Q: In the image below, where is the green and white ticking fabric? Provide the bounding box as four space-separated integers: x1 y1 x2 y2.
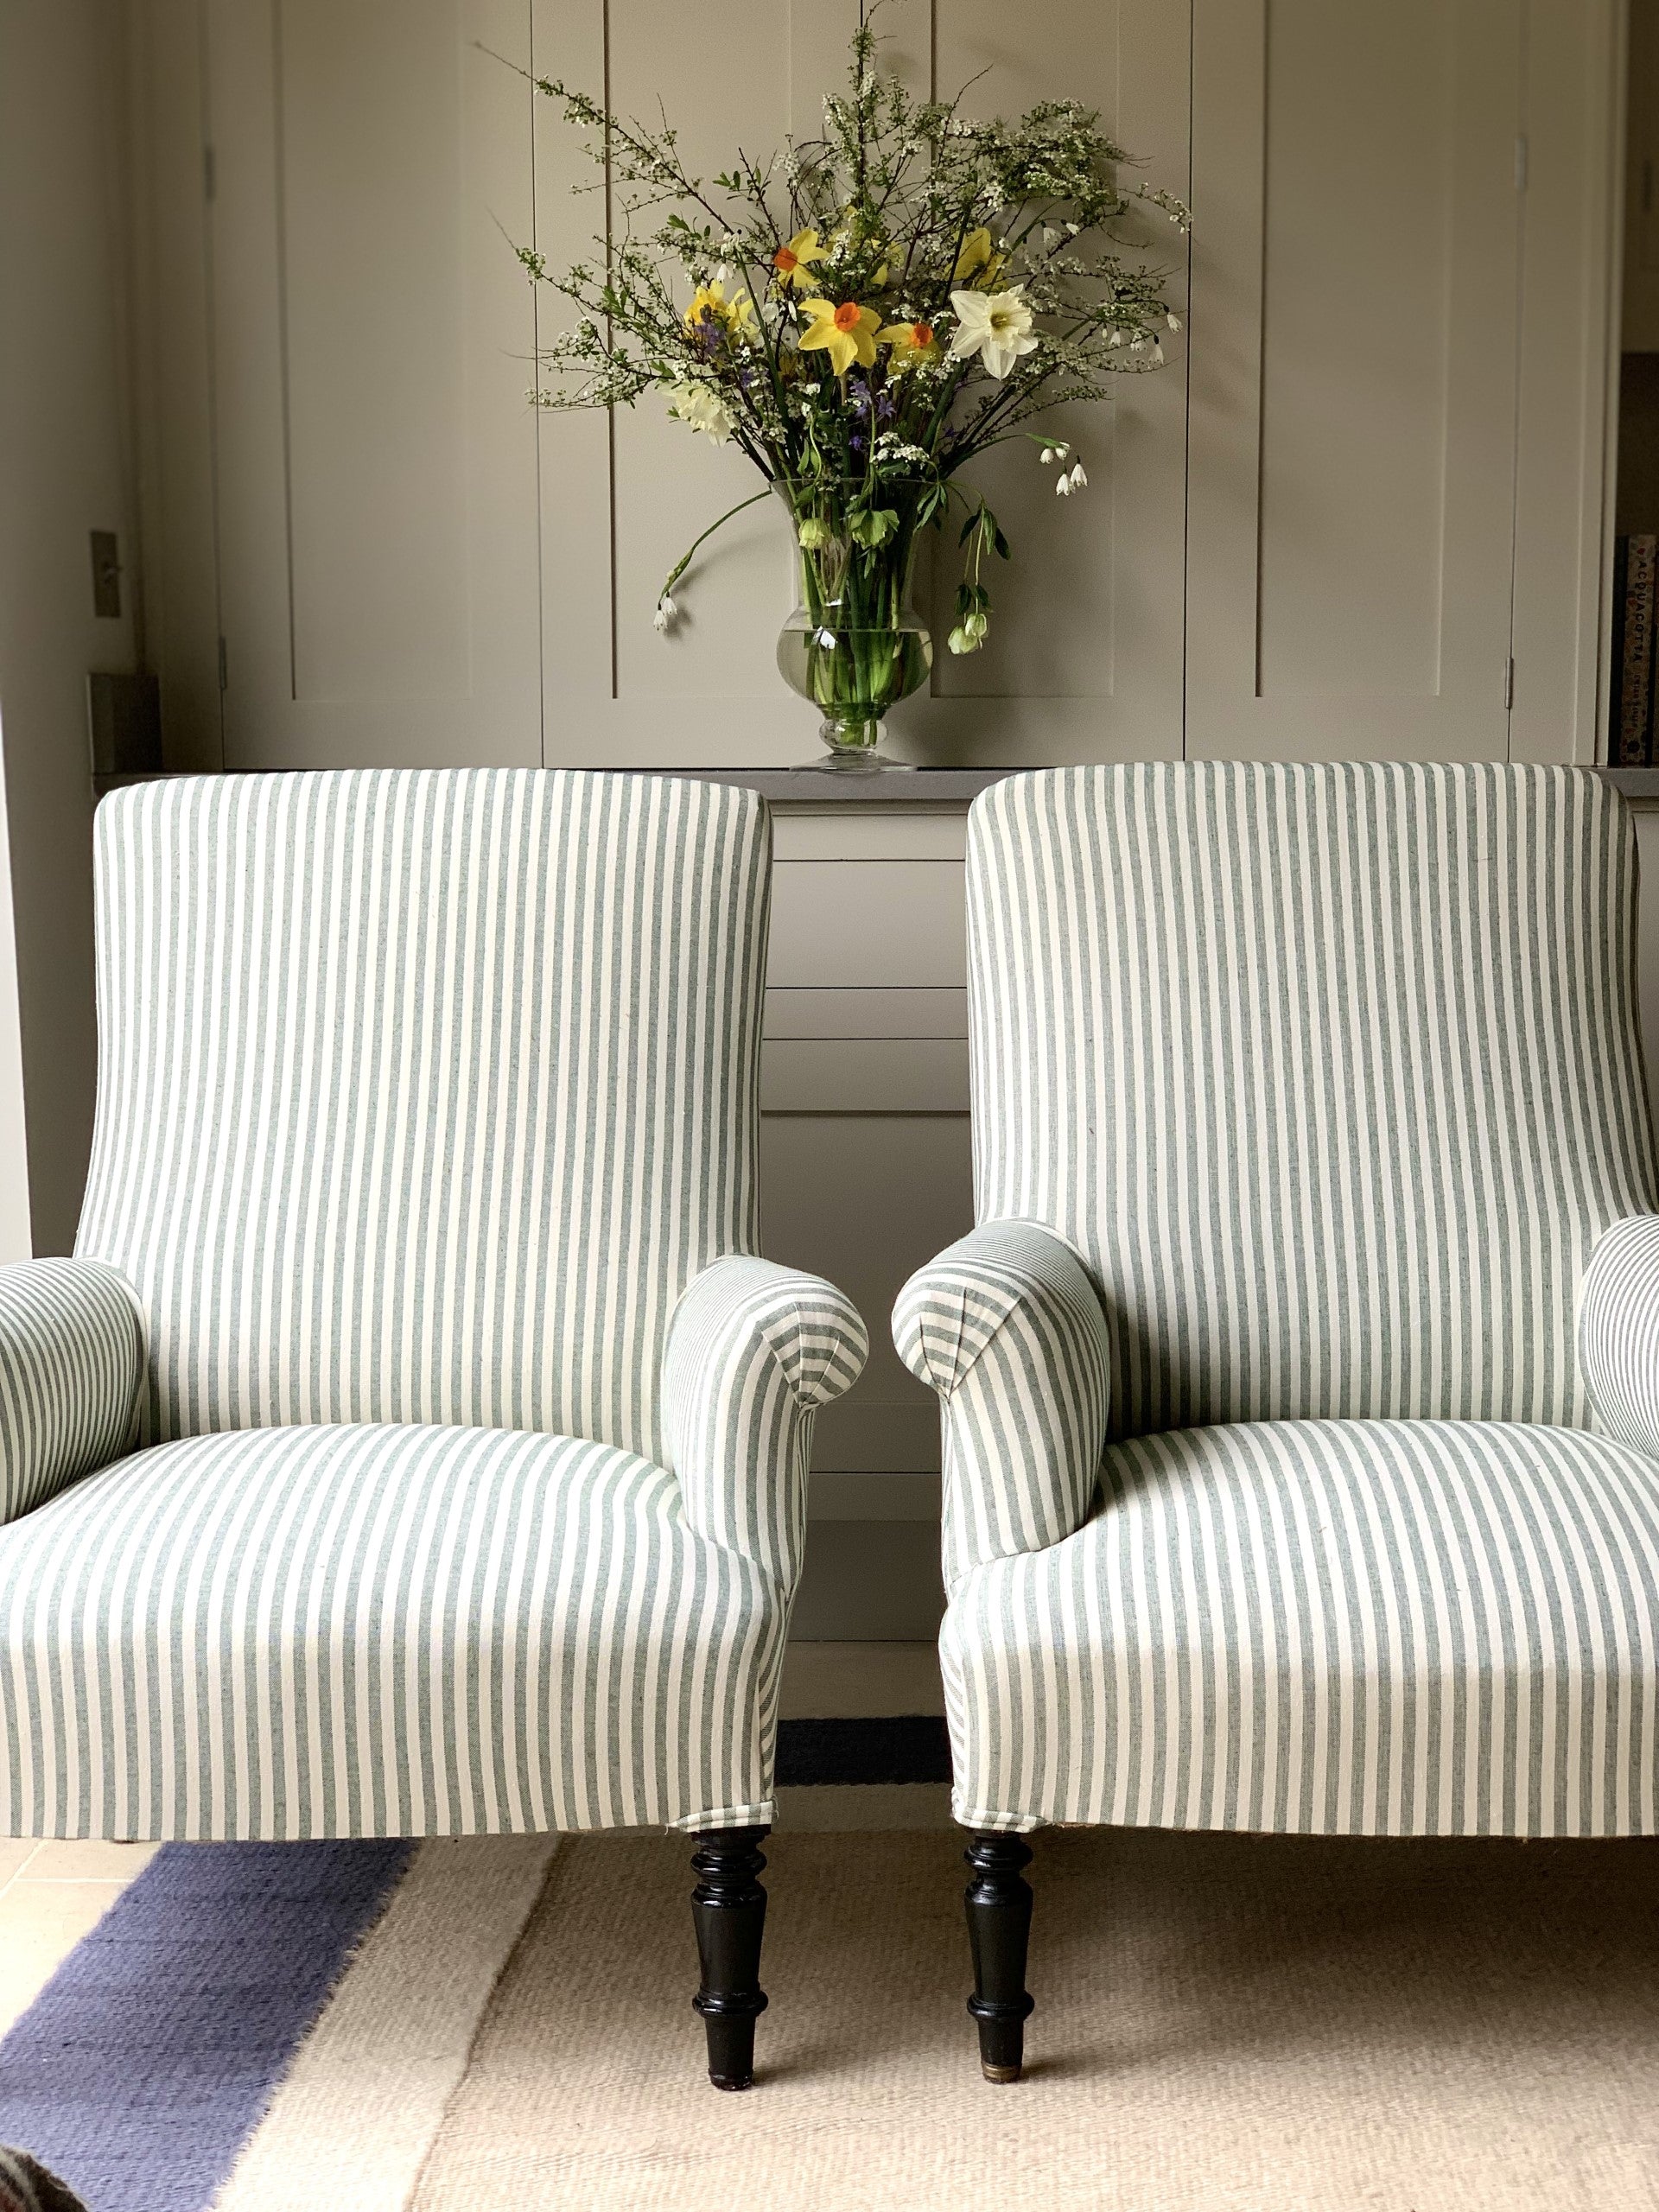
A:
968 762 1655 1438
0 1262 143 1522
0 1422 784 1838
78 770 778 1464
910 762 1659 1838
1579 1212 1659 1461
0 769 865 1839
942 1417 1659 1836
893 1221 1109 1589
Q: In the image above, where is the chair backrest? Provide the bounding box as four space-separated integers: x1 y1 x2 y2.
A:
76 770 769 1458
967 762 1657 1439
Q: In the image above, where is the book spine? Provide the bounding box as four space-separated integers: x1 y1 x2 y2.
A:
1620 535 1658 765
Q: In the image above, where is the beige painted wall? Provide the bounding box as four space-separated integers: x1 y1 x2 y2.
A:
0 0 140 1254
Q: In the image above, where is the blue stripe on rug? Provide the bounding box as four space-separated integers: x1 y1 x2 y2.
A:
0 1840 412 2212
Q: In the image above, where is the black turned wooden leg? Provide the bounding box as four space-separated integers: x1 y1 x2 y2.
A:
964 1832 1035 2083
690 1826 770 2089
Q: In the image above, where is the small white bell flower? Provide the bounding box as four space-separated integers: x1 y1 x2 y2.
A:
1067 461 1087 492
654 595 678 633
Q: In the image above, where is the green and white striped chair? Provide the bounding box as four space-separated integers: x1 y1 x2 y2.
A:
0 769 866 2089
896 762 1659 2082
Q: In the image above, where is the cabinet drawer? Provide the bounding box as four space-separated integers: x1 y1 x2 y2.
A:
768 861 966 988
761 1038 969 1113
763 988 969 1040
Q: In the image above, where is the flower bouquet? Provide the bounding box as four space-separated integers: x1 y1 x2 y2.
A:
519 3 1189 766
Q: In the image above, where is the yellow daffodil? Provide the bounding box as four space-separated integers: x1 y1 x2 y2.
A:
876 318 939 371
683 279 754 336
772 229 827 289
798 297 881 376
953 226 1007 288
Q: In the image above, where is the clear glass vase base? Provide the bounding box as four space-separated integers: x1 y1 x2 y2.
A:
800 750 917 772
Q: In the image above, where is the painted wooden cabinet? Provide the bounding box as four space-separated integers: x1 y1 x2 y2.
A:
133 0 1618 777
755 798 972 1637
1626 0 1659 354
1186 0 1527 760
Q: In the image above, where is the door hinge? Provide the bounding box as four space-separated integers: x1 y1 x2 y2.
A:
1514 134 1529 192
1503 656 1515 710
217 636 228 693
203 145 216 201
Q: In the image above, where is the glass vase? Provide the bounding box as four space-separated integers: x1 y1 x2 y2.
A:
774 481 932 770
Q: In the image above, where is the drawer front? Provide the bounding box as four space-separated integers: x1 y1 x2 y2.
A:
771 812 969 862
761 1039 969 1114
763 987 969 1040
768 861 966 988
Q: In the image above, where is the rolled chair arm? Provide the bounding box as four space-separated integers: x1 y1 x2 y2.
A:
1580 1214 1659 1458
893 1220 1110 1585
0 1259 144 1523
662 1255 868 1588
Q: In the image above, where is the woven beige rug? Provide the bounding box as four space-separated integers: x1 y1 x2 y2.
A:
410 1826 1659 2211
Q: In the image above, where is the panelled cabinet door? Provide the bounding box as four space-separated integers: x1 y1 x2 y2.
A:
533 0 1191 768
1185 0 1524 761
1625 0 1659 353
207 0 543 768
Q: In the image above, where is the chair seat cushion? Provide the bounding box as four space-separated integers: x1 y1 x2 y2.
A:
0 1424 780 1840
943 1417 1659 1839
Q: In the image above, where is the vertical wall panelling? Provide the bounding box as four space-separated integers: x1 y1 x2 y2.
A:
1 0 140 1251
124 0 222 772
923 0 1191 760
1624 0 1659 354
1185 0 1527 760
0 745 32 1261
131 0 1623 772
532 0 1191 766
205 0 543 767
1510 0 1622 764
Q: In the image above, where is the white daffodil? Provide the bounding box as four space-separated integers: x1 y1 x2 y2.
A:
947 286 1039 380
665 381 735 443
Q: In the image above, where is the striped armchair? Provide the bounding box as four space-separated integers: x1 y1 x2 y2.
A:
896 762 1659 2082
0 770 865 2090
